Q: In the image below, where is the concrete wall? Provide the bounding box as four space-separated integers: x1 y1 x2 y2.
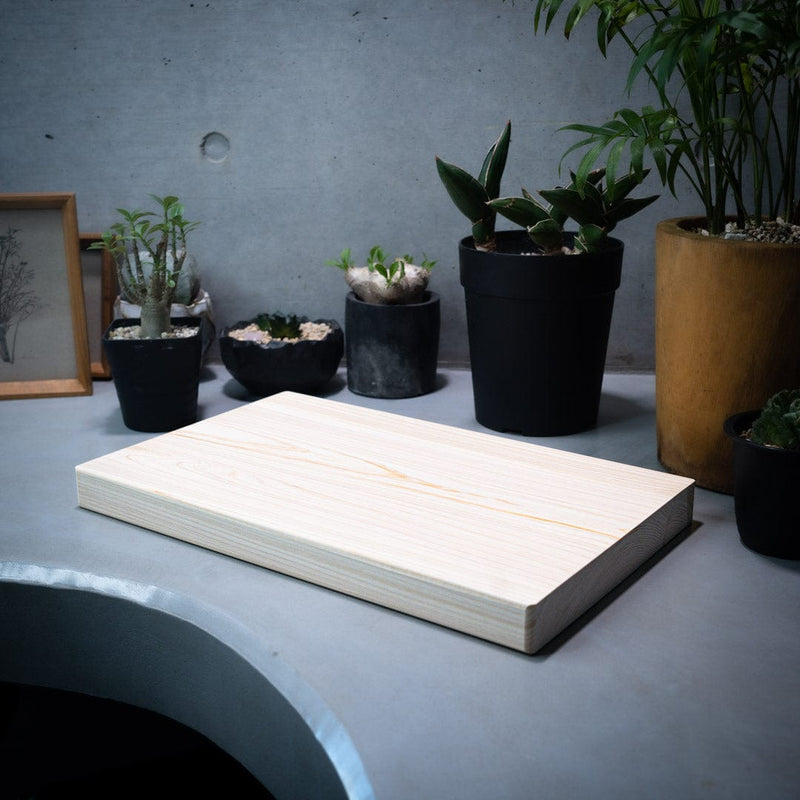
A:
1 0 689 368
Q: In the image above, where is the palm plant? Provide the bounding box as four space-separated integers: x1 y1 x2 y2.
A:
532 0 800 234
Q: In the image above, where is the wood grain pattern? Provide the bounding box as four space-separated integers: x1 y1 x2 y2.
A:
75 392 694 653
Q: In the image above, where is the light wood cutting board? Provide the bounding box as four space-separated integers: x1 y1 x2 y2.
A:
75 392 694 653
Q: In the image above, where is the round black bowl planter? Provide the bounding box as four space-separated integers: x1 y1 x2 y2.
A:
345 291 440 399
724 410 800 560
220 319 344 397
459 230 623 436
103 317 204 433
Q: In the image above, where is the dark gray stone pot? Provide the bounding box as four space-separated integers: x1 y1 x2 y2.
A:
220 318 343 397
345 291 440 399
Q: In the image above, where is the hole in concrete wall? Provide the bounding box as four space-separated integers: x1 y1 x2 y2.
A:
201 132 230 163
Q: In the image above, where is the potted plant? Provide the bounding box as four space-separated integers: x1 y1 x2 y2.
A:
113 248 215 360
436 120 657 435
531 0 800 490
724 389 800 559
220 312 344 397
91 194 205 432
327 246 440 398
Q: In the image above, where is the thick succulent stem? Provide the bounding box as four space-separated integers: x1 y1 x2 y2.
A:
140 294 171 339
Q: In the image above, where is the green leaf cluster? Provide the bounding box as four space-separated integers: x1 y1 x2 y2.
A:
327 246 436 288
530 0 800 234
751 389 800 450
490 167 658 253
254 312 303 339
435 120 511 251
90 194 200 338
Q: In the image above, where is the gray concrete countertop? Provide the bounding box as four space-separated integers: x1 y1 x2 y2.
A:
2 368 799 799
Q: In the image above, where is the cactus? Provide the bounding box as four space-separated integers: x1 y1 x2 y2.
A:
91 195 200 339
489 167 658 254
435 120 511 252
254 312 303 340
750 389 800 450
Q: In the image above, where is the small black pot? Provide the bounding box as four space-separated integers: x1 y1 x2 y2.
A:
345 291 440 398
103 318 204 433
220 318 344 397
460 230 623 436
724 410 800 559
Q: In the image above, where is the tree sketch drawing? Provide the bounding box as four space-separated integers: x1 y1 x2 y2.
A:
0 226 40 363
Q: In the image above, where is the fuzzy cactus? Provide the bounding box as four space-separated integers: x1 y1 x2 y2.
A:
92 194 200 339
750 389 800 450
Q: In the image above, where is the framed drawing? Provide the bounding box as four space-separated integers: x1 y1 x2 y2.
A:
80 232 117 379
0 193 92 399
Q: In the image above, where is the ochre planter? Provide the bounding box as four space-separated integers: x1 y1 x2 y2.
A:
655 218 800 492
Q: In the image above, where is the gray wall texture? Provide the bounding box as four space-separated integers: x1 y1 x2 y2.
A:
1 0 689 369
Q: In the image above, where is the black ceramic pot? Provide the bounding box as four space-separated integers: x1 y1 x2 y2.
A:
220 318 344 397
460 230 623 436
103 317 204 433
724 410 800 559
345 291 440 398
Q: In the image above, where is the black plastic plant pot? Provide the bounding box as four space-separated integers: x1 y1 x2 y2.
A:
724 410 800 560
345 291 440 399
103 317 204 433
219 318 344 397
460 230 623 436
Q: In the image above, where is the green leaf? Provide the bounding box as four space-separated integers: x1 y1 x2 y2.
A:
436 157 491 221
527 218 564 252
489 195 552 229
478 120 511 198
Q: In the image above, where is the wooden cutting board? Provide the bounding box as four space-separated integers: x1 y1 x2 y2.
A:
75 392 694 653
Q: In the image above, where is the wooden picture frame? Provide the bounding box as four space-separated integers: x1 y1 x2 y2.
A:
79 232 117 379
0 193 92 399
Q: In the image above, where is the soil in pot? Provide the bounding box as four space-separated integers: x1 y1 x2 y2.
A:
724 410 800 559
345 291 440 399
220 318 343 397
103 318 204 433
460 230 623 436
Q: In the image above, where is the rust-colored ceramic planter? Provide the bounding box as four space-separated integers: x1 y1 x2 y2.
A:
655 217 800 492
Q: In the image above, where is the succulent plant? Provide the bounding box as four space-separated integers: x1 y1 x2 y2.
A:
91 194 200 339
750 389 800 450
327 246 436 305
254 312 303 339
489 167 659 254
435 120 511 252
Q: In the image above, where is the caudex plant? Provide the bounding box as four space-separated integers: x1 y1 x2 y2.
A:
92 194 200 339
327 246 436 304
436 119 658 253
749 389 800 451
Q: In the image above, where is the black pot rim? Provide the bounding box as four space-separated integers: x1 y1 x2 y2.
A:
345 290 440 308
103 316 203 341
724 410 800 458
459 231 622 299
221 318 342 349
459 229 624 257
